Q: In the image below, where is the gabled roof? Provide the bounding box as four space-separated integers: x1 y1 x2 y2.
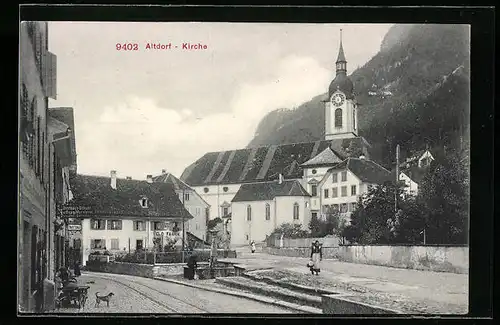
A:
232 179 310 203
152 172 210 207
301 147 343 167
67 174 193 220
181 137 371 186
328 158 392 185
152 172 192 191
398 166 428 184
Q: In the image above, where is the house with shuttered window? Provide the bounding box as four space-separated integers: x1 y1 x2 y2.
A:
66 171 193 265
317 156 392 223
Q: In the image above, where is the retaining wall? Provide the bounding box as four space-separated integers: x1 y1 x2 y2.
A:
84 262 188 278
337 245 469 274
262 245 468 274
263 246 340 259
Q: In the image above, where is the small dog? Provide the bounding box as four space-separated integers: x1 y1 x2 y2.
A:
95 292 114 307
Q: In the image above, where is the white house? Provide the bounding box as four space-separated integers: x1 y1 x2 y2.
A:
318 156 392 223
397 149 436 196
300 147 343 221
66 171 193 265
152 170 210 241
229 178 311 245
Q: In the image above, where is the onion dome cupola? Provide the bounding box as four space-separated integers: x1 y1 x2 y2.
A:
328 29 354 99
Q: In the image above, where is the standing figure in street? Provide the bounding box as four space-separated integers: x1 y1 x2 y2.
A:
310 240 323 275
250 240 256 253
73 261 81 277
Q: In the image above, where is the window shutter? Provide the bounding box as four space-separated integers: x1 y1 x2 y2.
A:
44 51 57 99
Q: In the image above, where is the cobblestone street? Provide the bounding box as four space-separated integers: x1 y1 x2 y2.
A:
54 272 293 313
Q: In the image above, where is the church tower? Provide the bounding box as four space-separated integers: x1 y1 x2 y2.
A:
325 29 358 140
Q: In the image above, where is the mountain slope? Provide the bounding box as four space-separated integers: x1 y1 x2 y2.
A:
247 24 470 167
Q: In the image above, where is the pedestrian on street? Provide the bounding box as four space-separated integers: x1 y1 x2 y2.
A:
310 240 322 275
250 240 256 253
74 261 81 277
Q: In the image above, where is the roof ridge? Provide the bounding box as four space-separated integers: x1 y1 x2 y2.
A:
365 159 392 173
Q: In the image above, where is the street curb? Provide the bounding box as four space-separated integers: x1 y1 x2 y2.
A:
215 277 323 309
243 272 339 297
153 276 322 314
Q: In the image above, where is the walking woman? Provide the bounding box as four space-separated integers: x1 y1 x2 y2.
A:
250 240 256 253
310 240 323 275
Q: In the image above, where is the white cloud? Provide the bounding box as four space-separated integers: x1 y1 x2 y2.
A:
76 55 331 179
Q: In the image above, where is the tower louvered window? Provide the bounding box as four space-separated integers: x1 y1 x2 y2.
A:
335 108 343 128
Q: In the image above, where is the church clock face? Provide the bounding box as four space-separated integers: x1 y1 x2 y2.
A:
332 93 345 107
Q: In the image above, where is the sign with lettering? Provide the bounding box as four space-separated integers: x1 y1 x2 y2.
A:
68 224 81 231
57 205 94 218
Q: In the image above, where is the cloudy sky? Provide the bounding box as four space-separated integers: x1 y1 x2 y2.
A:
48 22 393 180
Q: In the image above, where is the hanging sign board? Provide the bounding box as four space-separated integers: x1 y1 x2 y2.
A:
57 205 94 218
68 224 82 231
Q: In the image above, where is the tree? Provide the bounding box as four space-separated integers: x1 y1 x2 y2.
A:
417 152 469 244
308 214 322 236
270 223 309 239
343 183 402 244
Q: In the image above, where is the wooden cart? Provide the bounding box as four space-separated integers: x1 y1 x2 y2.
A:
55 285 90 310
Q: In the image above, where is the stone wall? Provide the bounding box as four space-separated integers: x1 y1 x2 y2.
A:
262 245 468 274
262 246 340 259
85 262 190 278
337 245 469 274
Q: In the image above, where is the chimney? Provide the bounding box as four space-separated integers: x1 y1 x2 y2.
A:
278 173 284 185
146 174 153 183
161 169 167 174
359 155 366 159
110 170 117 189
126 176 132 180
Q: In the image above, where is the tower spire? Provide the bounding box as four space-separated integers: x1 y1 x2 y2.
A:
336 29 346 63
336 29 347 74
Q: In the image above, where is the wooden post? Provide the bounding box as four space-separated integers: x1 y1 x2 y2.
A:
182 189 185 263
395 144 400 213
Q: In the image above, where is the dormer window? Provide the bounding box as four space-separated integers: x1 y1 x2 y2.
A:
140 197 148 208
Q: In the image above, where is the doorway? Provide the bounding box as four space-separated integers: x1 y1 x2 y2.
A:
136 239 143 250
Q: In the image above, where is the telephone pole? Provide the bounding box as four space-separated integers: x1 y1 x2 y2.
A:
182 189 185 263
395 144 400 213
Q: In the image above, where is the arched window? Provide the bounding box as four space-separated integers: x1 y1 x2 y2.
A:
293 203 300 220
247 205 252 221
265 203 270 220
335 108 343 128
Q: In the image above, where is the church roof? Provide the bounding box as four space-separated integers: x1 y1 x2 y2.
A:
67 174 193 220
328 158 392 185
329 74 354 99
180 137 371 186
301 147 343 167
232 180 310 203
336 39 346 63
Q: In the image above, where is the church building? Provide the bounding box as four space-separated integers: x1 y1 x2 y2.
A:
178 30 385 245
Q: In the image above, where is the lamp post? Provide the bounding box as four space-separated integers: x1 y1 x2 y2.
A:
182 189 185 263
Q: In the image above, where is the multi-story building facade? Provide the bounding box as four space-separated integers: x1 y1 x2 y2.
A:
152 170 210 241
19 21 60 313
65 172 193 265
318 157 392 223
